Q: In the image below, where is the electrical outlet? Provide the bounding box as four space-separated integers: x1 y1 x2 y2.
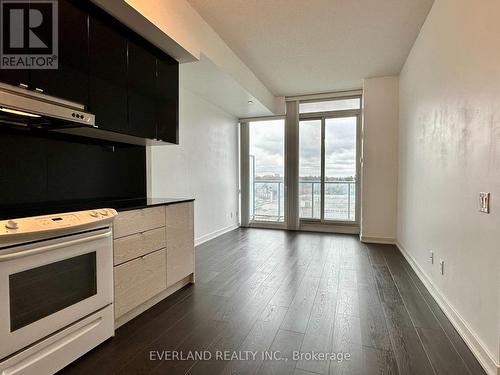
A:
439 259 444 275
429 251 434 264
479 192 490 213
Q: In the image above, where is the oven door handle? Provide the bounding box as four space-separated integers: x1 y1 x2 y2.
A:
0 230 112 262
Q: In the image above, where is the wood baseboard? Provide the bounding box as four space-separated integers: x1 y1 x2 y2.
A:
299 223 360 234
114 274 193 329
396 242 499 375
360 235 396 244
195 223 239 246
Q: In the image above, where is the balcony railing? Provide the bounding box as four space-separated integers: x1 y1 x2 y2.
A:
250 180 356 222
251 180 285 222
299 181 356 221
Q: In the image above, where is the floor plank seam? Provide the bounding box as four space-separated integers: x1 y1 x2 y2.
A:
364 244 401 374
397 257 482 375
381 250 438 375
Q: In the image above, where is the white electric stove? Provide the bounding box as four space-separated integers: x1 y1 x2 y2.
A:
0 209 118 375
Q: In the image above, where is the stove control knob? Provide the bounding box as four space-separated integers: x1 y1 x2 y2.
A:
89 210 99 218
99 209 109 216
5 220 18 230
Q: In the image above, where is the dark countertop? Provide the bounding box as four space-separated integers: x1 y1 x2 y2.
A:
112 197 195 212
0 197 195 220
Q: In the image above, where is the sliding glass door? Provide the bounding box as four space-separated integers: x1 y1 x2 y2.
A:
241 95 361 231
248 119 285 223
324 117 357 221
299 113 360 224
298 119 321 219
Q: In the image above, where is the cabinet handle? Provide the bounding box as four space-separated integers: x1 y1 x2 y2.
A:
18 83 28 89
35 87 44 93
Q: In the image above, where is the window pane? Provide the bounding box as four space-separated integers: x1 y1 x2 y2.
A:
324 117 357 221
299 98 360 114
249 119 285 222
299 120 321 219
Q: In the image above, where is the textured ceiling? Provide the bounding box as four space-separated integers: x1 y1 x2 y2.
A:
186 0 434 96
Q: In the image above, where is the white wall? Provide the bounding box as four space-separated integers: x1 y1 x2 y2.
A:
361 76 399 242
149 87 240 245
398 0 500 373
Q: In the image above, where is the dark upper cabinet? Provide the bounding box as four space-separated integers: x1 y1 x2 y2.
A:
29 0 89 105
127 40 157 139
156 55 179 144
0 0 29 88
0 2 179 144
0 70 29 89
88 12 128 133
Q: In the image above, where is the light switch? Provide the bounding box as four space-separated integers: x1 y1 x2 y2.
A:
479 192 490 213
439 260 444 275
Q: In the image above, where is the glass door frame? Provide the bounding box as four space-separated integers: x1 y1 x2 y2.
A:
240 116 287 229
299 108 362 227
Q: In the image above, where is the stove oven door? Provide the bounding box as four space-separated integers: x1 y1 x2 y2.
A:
0 227 113 360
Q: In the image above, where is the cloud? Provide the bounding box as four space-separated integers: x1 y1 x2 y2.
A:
250 120 284 176
250 117 357 179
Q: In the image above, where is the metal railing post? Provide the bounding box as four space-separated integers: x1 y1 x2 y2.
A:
311 182 314 218
277 182 281 221
347 182 351 220
253 181 256 219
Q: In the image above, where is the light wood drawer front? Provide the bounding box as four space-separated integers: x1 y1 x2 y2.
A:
113 227 166 266
114 249 167 319
114 206 165 239
166 202 194 287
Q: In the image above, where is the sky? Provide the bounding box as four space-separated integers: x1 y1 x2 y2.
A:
249 118 357 179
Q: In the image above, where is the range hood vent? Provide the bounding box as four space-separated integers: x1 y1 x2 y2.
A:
0 82 165 146
0 82 95 130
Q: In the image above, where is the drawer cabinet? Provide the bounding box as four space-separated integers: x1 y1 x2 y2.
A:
113 206 165 239
114 248 167 319
112 202 194 326
113 227 166 266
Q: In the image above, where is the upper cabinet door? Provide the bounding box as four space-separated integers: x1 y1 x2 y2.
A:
88 13 128 133
29 0 89 105
0 0 30 88
156 56 179 144
127 40 157 139
0 70 29 89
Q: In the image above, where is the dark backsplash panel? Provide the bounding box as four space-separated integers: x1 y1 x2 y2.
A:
0 128 146 219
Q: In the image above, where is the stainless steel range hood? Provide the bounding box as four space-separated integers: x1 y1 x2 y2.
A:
0 82 164 146
0 82 95 130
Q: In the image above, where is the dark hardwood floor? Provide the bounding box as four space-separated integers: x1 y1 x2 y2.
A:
61 228 485 375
